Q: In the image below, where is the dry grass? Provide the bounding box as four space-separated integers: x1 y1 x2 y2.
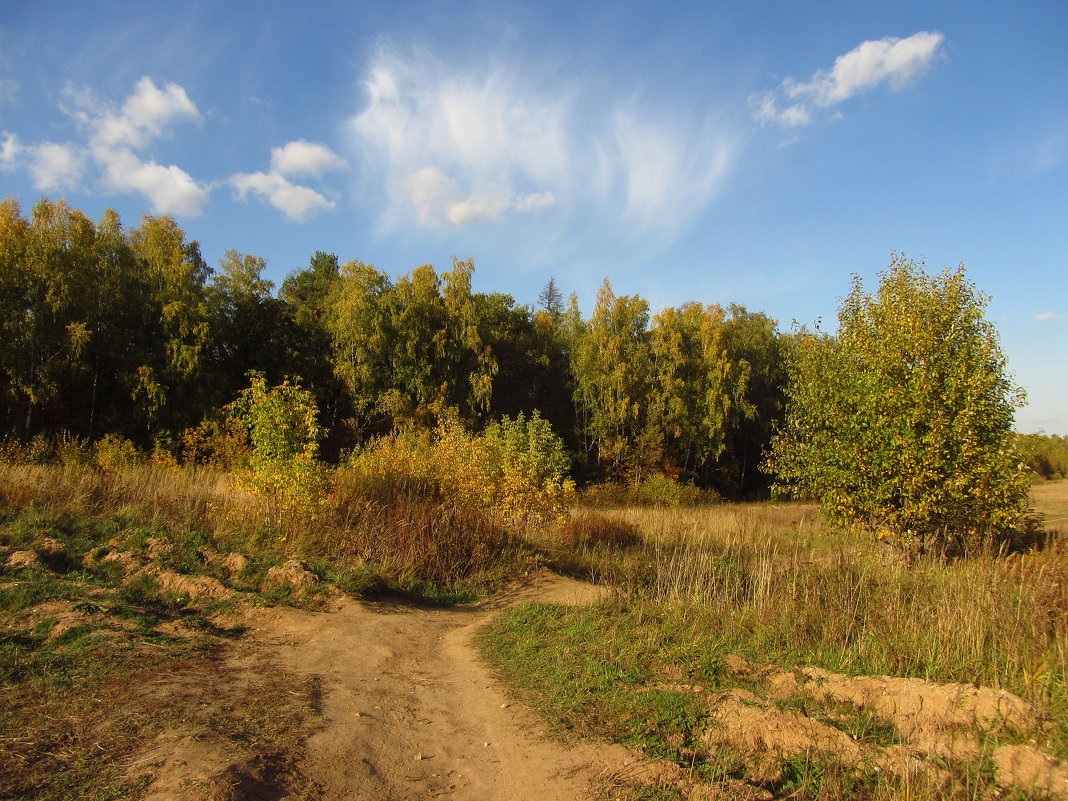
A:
0 460 533 601
582 499 1068 726
485 485 1068 799
0 462 232 532
1033 478 1068 531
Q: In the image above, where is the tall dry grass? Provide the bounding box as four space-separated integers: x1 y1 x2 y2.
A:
0 461 231 532
0 459 530 595
547 495 1068 751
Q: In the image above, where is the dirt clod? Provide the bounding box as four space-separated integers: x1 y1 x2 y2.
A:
994 745 1068 799
35 536 66 556
264 559 320 595
5 550 41 570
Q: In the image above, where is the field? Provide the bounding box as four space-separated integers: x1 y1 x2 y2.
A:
2 461 1066 800
483 484 1068 799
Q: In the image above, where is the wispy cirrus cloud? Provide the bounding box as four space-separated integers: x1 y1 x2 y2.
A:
1035 311 1064 322
752 31 945 128
347 46 736 239
230 140 346 222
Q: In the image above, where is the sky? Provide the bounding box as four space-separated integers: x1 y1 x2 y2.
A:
1 0 1065 433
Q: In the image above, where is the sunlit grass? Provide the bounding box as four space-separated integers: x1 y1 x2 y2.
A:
485 485 1068 798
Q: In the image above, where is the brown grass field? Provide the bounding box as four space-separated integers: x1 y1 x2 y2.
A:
3 462 1067 800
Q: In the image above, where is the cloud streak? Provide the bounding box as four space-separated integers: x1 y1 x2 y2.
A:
347 46 736 238
752 32 945 127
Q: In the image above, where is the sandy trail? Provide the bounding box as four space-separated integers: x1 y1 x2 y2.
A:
244 571 632 800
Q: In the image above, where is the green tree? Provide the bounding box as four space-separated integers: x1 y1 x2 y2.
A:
0 199 96 434
329 258 498 435
572 279 653 480
767 257 1030 555
279 251 350 454
720 305 786 496
128 214 212 434
206 250 290 406
328 260 395 435
441 257 496 420
649 302 739 480
280 251 341 331
83 208 144 436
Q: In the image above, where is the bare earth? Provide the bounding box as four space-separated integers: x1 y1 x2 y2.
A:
116 560 1068 800
140 570 654 801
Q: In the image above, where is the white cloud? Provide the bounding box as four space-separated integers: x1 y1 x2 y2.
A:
66 76 201 151
270 140 347 177
230 170 335 222
397 165 556 227
1035 312 1064 322
1 132 22 170
347 47 733 236
97 148 207 215
27 141 85 191
229 140 344 222
54 76 211 215
1 134 87 191
753 31 945 127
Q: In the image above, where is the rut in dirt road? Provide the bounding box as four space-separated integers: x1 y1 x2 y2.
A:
246 571 642 801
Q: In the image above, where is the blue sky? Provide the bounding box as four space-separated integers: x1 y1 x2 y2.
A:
1 0 1065 433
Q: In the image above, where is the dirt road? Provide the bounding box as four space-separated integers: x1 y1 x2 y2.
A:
241 571 638 801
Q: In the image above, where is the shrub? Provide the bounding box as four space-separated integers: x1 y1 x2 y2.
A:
447 411 575 528
180 415 251 469
344 411 574 531
0 434 52 465
93 434 144 471
226 373 328 536
767 257 1031 556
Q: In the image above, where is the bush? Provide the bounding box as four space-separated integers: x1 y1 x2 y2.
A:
767 257 1031 556
226 373 328 536
180 416 251 469
344 411 574 531
93 434 144 471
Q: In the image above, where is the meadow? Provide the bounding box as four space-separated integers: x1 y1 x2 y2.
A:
1 449 1065 800
485 485 1068 800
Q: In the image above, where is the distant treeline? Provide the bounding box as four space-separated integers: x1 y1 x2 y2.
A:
1017 434 1068 480
2 197 1056 495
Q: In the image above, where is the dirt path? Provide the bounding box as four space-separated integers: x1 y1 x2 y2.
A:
241 571 638 800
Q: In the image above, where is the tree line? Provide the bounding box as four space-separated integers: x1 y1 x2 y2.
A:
0 197 786 496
